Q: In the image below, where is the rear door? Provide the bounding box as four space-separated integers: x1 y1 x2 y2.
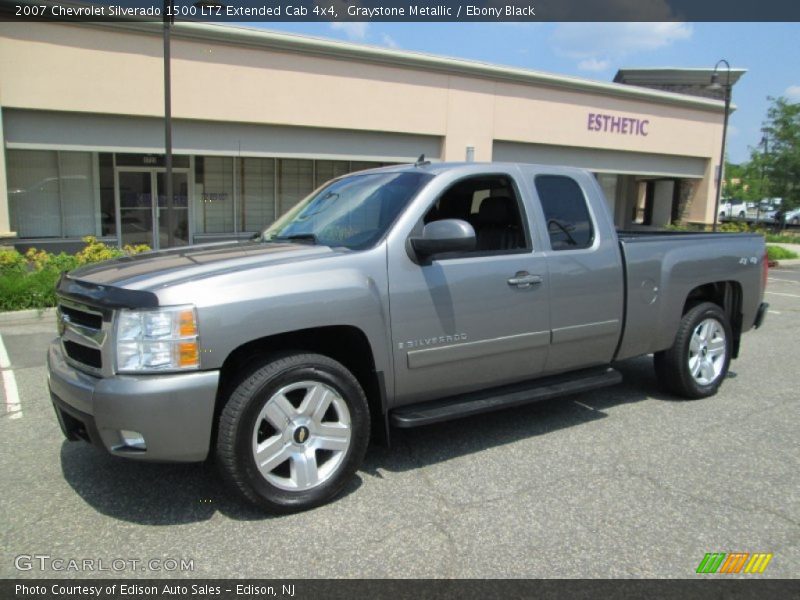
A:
386 167 551 407
530 171 624 373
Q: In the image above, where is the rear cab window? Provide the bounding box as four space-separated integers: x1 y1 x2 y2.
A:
534 175 595 251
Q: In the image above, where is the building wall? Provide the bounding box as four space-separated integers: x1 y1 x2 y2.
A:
0 22 728 240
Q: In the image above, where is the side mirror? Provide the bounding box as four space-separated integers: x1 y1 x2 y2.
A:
410 219 476 259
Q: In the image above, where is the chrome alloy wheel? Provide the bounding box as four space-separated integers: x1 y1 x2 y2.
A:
688 318 727 386
251 381 352 491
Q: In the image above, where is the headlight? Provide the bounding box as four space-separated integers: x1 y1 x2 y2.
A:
115 305 200 373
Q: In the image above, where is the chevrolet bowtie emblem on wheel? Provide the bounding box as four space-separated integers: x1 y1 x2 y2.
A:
293 426 309 444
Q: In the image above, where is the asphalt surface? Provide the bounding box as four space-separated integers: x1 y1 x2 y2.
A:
1 267 798 579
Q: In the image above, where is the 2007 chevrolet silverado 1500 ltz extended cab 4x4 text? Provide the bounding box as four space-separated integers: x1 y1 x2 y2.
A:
49 162 769 512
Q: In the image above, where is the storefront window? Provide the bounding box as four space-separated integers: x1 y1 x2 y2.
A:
315 160 350 188
7 149 99 238
194 156 234 233
239 158 275 232
277 159 313 217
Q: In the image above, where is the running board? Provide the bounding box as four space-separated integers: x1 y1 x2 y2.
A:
390 367 622 428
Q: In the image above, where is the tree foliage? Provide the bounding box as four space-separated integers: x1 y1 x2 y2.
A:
758 96 800 209
724 96 799 209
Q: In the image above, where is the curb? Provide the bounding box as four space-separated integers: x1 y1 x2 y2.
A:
774 258 800 267
0 307 57 325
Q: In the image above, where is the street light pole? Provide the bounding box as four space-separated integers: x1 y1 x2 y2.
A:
758 129 769 224
709 59 732 233
163 0 174 248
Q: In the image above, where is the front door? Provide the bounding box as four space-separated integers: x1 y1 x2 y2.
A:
387 172 552 407
117 170 189 249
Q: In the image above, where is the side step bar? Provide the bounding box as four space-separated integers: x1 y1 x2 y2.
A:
390 366 622 428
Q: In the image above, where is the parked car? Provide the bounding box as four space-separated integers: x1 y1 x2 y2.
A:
783 208 800 225
719 199 748 220
49 162 769 513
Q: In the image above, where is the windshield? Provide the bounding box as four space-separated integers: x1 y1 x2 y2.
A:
262 171 432 250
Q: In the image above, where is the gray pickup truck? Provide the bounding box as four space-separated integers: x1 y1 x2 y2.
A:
49 162 768 512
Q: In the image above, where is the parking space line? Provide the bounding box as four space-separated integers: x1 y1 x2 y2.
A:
768 277 799 284
0 334 23 420
765 291 800 299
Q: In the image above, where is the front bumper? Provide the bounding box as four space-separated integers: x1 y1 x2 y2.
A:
48 339 219 462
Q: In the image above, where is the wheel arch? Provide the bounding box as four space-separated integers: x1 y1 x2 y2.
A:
212 325 389 449
682 280 743 358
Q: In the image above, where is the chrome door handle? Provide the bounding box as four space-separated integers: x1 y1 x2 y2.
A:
507 273 543 288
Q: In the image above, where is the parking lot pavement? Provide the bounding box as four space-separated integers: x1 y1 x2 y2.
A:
1 269 798 580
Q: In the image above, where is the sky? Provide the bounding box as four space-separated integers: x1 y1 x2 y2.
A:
237 21 800 164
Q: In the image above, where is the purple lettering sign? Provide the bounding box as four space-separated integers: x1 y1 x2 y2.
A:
587 112 649 136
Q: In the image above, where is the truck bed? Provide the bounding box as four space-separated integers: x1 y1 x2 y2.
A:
613 231 765 361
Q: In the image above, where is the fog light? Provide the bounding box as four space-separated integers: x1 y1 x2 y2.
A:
120 430 146 450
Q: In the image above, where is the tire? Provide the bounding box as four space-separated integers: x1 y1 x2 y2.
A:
217 353 370 513
738 211 746 219
654 302 732 399
792 217 799 226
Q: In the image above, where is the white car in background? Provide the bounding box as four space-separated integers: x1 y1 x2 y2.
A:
781 208 800 225
719 199 748 220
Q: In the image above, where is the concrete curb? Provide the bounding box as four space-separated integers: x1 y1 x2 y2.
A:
774 258 800 267
0 307 57 324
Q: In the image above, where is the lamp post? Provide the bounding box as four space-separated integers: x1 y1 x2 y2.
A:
162 1 226 248
707 59 732 233
163 0 175 248
758 128 769 224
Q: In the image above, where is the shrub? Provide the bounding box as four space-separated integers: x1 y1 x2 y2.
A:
717 221 771 235
766 245 799 261
765 232 800 244
0 268 61 311
0 237 151 312
0 249 27 274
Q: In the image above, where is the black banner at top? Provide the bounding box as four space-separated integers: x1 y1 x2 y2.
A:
2 0 800 22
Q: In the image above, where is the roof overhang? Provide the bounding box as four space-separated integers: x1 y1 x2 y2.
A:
614 67 747 88
76 20 731 114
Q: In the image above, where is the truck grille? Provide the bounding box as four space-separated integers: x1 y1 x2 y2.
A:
59 304 102 330
57 299 108 375
62 341 102 369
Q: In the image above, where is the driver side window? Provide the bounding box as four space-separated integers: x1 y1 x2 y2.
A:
423 175 528 253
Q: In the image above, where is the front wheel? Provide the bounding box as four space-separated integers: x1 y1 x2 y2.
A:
216 353 370 513
654 302 732 399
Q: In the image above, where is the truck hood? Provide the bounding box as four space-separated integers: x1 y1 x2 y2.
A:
67 241 338 291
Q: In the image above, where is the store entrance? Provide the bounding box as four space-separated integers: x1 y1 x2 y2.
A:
116 169 189 250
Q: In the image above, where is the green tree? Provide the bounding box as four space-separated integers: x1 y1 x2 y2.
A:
758 96 800 209
724 159 767 203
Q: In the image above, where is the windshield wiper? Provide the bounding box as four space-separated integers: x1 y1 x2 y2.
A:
273 233 319 245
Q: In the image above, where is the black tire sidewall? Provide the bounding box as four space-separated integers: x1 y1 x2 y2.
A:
678 303 732 398
227 356 369 512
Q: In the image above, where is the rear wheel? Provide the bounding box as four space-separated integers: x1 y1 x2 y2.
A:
217 353 370 513
654 302 732 399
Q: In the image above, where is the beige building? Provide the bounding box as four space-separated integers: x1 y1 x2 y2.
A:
0 21 744 251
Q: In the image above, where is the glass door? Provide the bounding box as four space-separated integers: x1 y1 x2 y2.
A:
118 171 155 248
117 169 190 249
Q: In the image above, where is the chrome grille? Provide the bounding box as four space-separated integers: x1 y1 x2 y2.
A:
57 299 109 376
